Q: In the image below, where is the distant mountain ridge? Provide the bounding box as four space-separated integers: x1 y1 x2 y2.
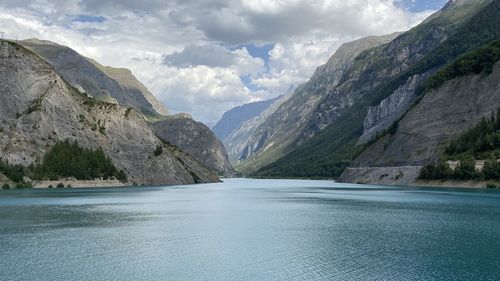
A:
234 33 400 174
20 38 169 116
221 88 294 163
212 94 285 140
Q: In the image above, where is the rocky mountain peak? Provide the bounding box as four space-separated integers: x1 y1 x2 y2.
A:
19 39 169 116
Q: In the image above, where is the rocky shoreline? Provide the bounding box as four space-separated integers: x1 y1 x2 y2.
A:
32 178 126 188
340 166 500 189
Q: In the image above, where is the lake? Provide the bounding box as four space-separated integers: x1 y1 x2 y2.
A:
1 178 500 280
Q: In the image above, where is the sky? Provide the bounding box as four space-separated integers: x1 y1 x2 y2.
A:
0 0 447 124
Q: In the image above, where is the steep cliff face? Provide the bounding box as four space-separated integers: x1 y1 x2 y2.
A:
235 34 398 173
20 39 168 116
302 0 486 142
221 88 293 163
358 73 431 144
212 95 284 141
152 115 233 176
253 0 498 178
88 59 169 116
0 40 218 185
342 61 500 184
353 61 500 168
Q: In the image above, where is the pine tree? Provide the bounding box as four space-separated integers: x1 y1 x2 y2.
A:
454 156 479 180
483 155 500 180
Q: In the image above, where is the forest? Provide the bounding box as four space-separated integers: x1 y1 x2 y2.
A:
418 108 500 182
32 140 127 181
1 140 126 189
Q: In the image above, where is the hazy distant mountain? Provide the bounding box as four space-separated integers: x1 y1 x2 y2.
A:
212 94 286 140
221 88 294 163
235 33 400 174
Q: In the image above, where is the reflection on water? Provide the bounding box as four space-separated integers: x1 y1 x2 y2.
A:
1 179 499 281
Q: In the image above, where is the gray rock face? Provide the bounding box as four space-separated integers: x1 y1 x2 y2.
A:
300 0 493 144
359 73 431 144
339 166 421 186
90 61 169 116
0 40 219 185
222 88 293 163
152 115 233 176
350 61 500 170
20 39 168 116
212 95 284 141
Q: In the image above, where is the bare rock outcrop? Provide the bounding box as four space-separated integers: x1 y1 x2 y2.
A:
152 115 233 176
0 40 218 185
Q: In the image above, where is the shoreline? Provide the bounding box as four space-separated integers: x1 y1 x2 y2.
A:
4 176 498 190
32 179 127 189
411 180 500 189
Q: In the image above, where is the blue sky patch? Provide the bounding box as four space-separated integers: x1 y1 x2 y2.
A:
398 0 448 12
240 74 260 91
233 43 275 67
73 14 106 23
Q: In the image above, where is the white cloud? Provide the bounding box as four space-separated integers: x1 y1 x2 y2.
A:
0 0 440 123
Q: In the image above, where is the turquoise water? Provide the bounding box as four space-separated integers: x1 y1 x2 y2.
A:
1 178 500 280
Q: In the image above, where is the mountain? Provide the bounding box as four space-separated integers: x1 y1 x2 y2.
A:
244 0 498 178
19 38 233 176
19 38 168 116
212 94 285 140
222 88 293 163
152 114 233 176
87 58 169 116
0 40 219 185
341 39 500 185
234 33 400 174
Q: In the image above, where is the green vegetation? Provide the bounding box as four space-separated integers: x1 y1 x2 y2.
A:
253 108 365 178
418 160 453 180
254 1 500 179
445 109 500 160
33 140 127 182
0 159 26 183
486 182 498 189
423 40 500 92
56 183 65 188
125 107 133 118
379 0 500 105
15 181 32 189
419 108 500 182
153 145 163 157
418 155 499 181
24 96 43 115
0 159 32 188
364 37 500 152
